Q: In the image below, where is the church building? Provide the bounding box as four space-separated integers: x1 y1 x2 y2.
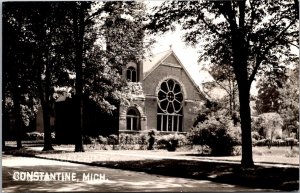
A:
119 48 207 133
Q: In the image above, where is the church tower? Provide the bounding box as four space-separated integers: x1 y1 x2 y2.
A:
104 2 147 132
104 1 144 83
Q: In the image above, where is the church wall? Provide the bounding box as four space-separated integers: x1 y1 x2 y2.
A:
163 54 178 65
144 97 157 130
144 98 200 132
143 61 204 132
143 65 203 101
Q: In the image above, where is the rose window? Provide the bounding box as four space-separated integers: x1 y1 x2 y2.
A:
157 79 183 132
157 79 183 114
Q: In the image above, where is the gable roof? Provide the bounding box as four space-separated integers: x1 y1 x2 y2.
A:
143 48 208 100
143 49 172 78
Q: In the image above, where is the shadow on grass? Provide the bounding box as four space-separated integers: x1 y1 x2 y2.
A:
91 159 299 191
182 153 233 157
3 146 73 157
3 147 299 191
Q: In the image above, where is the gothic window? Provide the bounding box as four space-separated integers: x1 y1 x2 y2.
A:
126 108 140 131
126 67 137 82
157 79 183 132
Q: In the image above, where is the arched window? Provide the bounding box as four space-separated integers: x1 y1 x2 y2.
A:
126 67 137 82
157 79 183 132
126 108 140 131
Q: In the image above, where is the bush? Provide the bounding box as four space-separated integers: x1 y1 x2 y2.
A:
108 134 118 145
25 132 44 140
118 133 149 150
254 138 269 146
83 135 96 144
188 115 237 156
97 135 108 145
252 113 283 139
251 131 262 140
156 134 187 151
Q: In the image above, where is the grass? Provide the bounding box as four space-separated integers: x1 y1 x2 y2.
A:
3 141 299 191
252 146 299 156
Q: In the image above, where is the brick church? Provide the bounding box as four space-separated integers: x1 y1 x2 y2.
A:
3 47 208 143
118 48 207 133
49 47 208 143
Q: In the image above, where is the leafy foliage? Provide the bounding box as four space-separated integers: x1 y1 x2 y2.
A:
188 102 240 156
156 134 187 151
252 113 283 140
148 0 298 166
278 67 299 138
189 116 239 156
255 78 282 114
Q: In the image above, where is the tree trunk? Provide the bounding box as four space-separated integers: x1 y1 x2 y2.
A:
229 78 233 115
73 2 85 152
237 80 254 167
12 84 22 149
40 63 54 151
232 83 236 112
230 14 254 167
233 45 254 167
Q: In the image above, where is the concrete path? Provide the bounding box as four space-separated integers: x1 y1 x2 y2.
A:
2 155 275 192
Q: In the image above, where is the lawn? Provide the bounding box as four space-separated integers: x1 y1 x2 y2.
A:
3 141 299 165
3 142 299 191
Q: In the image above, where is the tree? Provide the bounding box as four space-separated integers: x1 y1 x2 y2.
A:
202 64 239 117
70 1 149 151
30 2 75 151
255 78 282 114
3 2 76 151
3 3 40 149
278 67 299 138
148 1 298 167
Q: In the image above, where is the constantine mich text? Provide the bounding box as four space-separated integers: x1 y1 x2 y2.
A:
12 171 108 182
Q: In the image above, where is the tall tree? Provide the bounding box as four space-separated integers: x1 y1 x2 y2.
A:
70 2 93 152
278 67 299 138
31 2 74 151
3 2 74 150
255 78 282 114
3 3 39 149
148 1 298 167
72 1 149 152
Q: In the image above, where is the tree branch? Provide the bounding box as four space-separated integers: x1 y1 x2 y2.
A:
248 18 296 85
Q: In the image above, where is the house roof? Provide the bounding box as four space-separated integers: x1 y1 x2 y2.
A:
143 48 208 100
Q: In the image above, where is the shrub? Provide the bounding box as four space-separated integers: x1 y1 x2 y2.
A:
188 115 237 156
251 131 261 140
253 113 283 140
254 138 269 146
118 133 149 150
108 134 118 145
97 135 108 144
83 135 96 144
147 129 156 150
156 134 186 151
138 133 148 150
25 132 44 140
